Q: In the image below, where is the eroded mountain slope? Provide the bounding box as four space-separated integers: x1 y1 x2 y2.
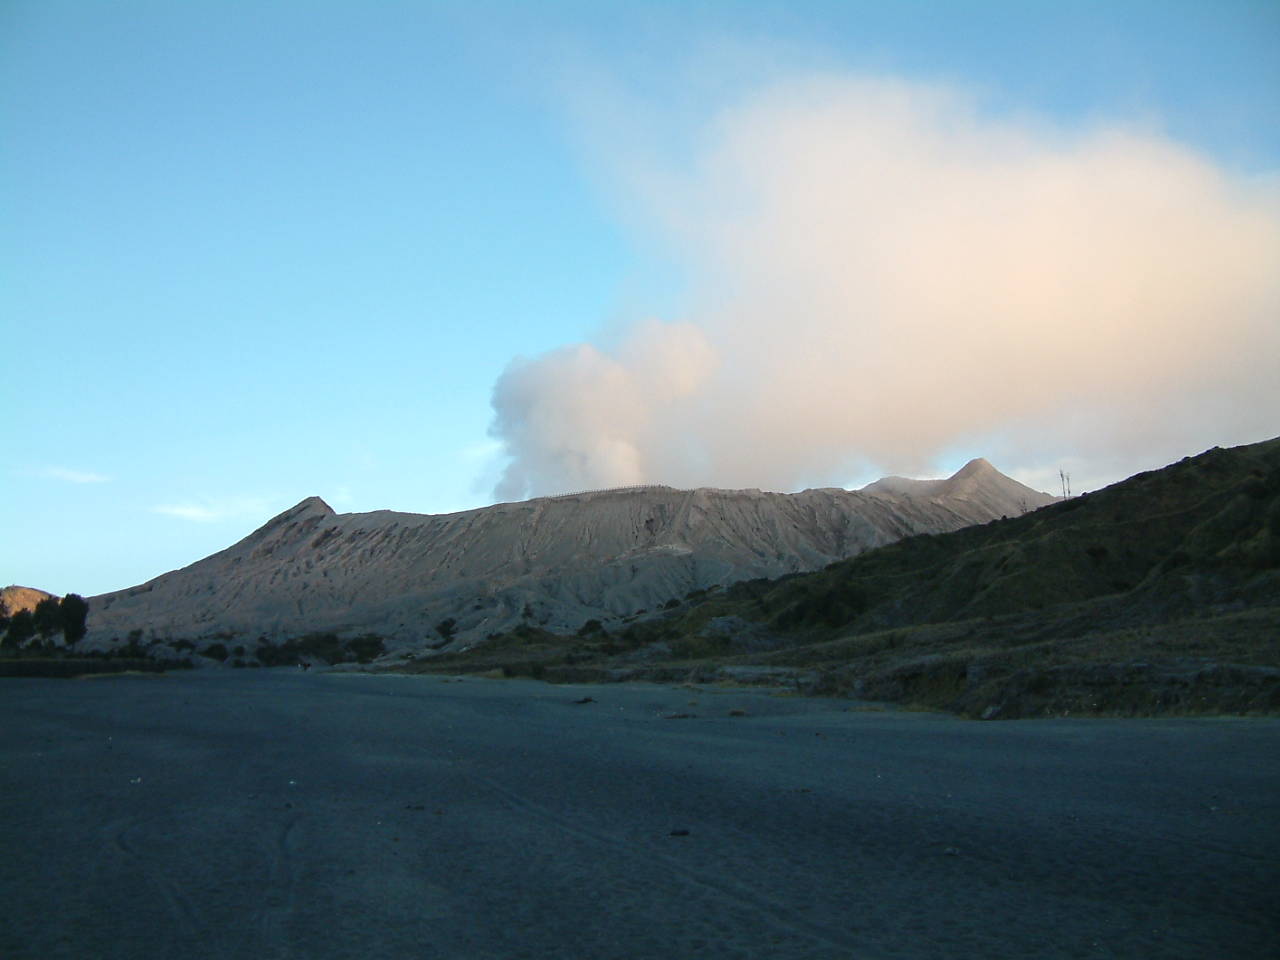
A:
85 461 1054 651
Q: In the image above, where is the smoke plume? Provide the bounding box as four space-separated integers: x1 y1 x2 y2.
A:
490 75 1280 498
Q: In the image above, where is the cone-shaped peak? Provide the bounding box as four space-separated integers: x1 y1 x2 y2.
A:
947 458 997 481
253 496 336 534
934 458 1057 509
294 495 335 516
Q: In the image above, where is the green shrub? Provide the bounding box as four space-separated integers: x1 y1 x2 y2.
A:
120 630 147 659
344 635 385 663
576 619 606 638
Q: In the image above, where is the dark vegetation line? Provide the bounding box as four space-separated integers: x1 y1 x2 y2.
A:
1 589 389 674
0 621 388 676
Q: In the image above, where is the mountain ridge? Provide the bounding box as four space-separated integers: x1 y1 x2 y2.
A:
84 462 1056 652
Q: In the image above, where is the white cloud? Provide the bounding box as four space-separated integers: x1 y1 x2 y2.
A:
490 73 1280 497
491 321 717 498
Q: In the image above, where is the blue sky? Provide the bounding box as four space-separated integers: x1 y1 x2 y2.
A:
3 1 1278 597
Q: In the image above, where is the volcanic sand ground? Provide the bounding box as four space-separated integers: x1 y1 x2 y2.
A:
1 671 1276 959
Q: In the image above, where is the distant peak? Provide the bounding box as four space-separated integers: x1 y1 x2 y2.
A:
294 496 335 515
1 585 57 616
948 458 997 481
256 497 336 533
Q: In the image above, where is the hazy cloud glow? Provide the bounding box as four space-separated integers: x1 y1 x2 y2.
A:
490 74 1280 496
29 467 111 484
154 497 274 523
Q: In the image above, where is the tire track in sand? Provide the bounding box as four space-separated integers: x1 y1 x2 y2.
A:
452 765 867 955
102 816 221 958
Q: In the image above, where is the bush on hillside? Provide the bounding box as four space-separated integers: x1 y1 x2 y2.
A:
60 594 89 644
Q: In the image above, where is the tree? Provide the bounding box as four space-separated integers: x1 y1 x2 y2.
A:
60 594 89 644
33 597 62 641
4 610 35 648
435 618 457 641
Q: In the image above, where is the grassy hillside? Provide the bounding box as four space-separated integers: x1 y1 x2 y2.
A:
699 437 1280 636
391 438 1280 718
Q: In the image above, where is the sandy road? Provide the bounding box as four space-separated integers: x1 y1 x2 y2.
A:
0 670 1276 959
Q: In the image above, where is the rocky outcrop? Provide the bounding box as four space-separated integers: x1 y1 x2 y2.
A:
85 461 1055 653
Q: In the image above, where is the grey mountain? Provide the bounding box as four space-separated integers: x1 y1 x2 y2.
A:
85 461 1055 654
